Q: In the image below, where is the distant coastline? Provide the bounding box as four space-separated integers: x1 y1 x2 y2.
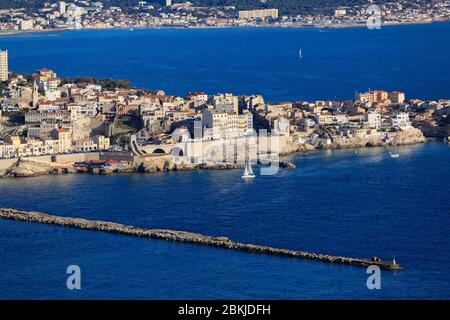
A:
1 19 449 38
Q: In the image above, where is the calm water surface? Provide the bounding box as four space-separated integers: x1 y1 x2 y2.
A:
0 143 449 299
0 23 449 299
1 23 450 101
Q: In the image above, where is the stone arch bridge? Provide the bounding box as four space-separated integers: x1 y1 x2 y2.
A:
129 134 285 163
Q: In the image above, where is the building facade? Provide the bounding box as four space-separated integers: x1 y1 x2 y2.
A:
0 50 8 81
202 111 252 139
239 9 279 20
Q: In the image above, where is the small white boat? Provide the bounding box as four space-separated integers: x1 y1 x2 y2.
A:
299 49 303 59
242 160 255 179
389 152 400 158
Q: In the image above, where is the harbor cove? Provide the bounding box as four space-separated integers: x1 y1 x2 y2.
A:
0 22 450 300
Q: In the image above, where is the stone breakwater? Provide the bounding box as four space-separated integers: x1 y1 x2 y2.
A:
0 208 401 271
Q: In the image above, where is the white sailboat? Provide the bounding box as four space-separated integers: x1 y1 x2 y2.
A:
389 152 399 158
389 145 400 158
299 49 303 59
242 160 255 179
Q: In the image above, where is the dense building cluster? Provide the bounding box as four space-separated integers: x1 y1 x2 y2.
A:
1 67 449 159
0 0 448 31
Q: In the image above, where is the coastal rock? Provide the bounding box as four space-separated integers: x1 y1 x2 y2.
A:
280 161 296 169
280 142 315 156
135 156 243 173
3 159 52 178
199 163 242 170
135 155 175 173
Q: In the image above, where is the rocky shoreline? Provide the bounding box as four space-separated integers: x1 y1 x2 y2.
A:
0 157 297 178
0 128 427 178
0 208 401 271
320 127 427 150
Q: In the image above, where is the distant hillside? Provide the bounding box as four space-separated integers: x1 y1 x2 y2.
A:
0 0 393 15
184 0 388 15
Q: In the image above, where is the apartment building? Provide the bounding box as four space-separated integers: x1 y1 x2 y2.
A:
365 112 382 129
388 91 406 104
239 9 279 20
50 128 72 153
202 110 252 139
390 112 411 128
357 90 389 104
314 114 349 125
0 50 8 81
209 93 239 114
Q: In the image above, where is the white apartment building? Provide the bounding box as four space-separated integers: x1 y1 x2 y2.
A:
0 50 8 81
0 142 15 158
390 112 411 128
59 1 67 14
315 114 348 125
45 90 62 101
335 9 347 17
239 9 279 20
20 20 34 30
67 103 96 117
202 111 252 139
365 112 382 129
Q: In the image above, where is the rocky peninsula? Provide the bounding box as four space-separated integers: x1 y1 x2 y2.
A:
0 208 401 271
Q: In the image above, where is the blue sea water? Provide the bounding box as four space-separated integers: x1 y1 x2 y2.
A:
1 23 450 102
0 143 449 299
0 24 450 299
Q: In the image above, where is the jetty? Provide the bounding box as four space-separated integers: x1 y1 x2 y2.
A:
0 208 401 271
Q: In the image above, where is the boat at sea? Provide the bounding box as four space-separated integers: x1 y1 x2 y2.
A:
242 160 255 179
389 152 400 158
389 145 400 158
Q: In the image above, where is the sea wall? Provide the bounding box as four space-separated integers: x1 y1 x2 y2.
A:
0 208 401 271
54 152 100 163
